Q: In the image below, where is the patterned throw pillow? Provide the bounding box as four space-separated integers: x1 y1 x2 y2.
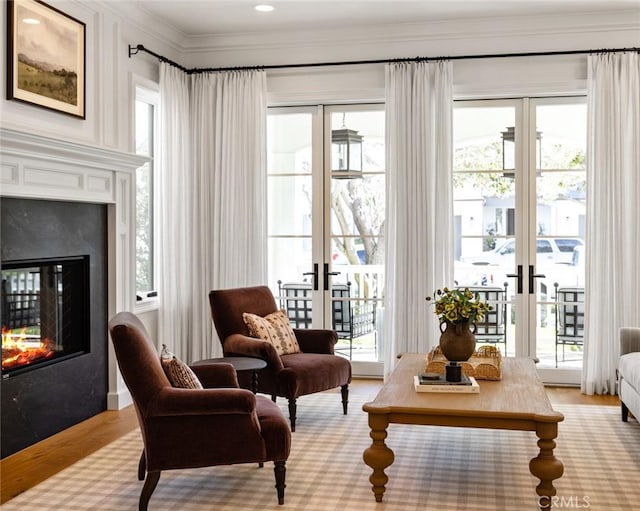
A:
243 309 301 356
160 344 203 389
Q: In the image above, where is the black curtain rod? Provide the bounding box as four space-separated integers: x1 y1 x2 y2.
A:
128 44 639 74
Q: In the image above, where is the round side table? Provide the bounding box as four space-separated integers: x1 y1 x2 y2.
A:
192 356 267 393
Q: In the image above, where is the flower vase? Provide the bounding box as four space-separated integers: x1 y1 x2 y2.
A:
438 321 477 362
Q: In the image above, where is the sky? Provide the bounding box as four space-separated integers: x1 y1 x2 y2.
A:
16 2 79 72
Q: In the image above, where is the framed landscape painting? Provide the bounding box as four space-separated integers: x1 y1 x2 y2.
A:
6 0 85 118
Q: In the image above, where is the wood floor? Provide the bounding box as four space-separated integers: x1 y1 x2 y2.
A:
0 379 620 504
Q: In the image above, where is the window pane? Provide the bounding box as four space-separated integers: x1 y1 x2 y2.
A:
453 104 516 291
534 102 586 341
267 114 312 174
330 175 385 265
537 103 586 170
136 161 153 293
329 109 384 362
268 237 312 290
135 101 151 156
267 175 312 236
454 107 514 171
535 101 586 370
135 96 155 296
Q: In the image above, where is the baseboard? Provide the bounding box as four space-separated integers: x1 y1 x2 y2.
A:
107 389 132 410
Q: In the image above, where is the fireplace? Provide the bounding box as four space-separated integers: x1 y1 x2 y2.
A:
2 256 90 377
1 198 107 458
1 128 141 458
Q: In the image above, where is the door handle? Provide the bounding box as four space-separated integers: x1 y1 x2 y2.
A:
506 265 523 294
323 263 340 291
303 263 319 291
528 265 546 295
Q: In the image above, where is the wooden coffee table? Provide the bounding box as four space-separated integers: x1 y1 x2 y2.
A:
362 353 564 510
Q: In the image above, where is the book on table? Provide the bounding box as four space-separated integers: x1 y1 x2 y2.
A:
413 373 480 393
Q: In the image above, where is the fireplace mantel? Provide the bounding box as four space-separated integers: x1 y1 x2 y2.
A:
1 127 148 410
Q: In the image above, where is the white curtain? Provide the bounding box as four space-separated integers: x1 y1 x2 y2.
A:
582 52 640 395
191 70 268 356
158 63 268 362
383 61 453 376
191 71 267 289
158 63 193 359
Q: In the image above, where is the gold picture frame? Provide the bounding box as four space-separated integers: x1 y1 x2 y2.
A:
6 0 85 118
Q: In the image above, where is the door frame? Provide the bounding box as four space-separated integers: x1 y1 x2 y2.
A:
267 103 386 377
453 96 586 384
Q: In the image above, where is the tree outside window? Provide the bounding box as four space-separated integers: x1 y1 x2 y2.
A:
135 88 157 300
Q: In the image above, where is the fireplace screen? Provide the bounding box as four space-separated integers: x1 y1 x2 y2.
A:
1 256 89 377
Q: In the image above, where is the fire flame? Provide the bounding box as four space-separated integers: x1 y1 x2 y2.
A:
1 326 54 370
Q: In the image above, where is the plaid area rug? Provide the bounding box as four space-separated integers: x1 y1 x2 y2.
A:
3 392 639 511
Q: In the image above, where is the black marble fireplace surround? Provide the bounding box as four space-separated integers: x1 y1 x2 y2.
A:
1 198 108 458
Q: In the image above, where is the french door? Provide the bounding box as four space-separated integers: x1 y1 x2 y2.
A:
453 97 587 384
266 104 385 372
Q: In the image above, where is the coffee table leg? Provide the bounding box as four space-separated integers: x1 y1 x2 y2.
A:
529 422 564 510
363 413 394 502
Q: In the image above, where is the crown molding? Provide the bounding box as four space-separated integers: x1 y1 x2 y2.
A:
80 0 640 67
180 9 640 57
84 2 638 70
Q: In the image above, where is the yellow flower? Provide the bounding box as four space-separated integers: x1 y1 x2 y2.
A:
426 286 492 325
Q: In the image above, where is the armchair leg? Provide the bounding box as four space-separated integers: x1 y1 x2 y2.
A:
139 470 160 511
341 384 349 415
622 401 629 422
138 450 146 481
274 460 286 505
288 398 297 432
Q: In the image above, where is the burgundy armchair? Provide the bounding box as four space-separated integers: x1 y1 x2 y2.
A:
109 311 291 510
209 286 352 431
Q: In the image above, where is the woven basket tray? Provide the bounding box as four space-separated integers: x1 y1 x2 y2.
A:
425 345 503 380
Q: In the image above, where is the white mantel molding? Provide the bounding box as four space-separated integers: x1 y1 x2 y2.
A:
0 128 147 203
0 127 147 410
